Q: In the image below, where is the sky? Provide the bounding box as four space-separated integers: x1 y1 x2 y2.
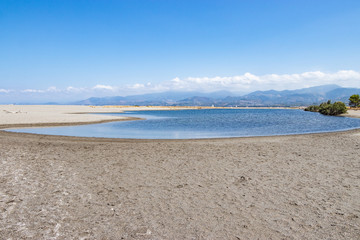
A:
1 0 360 103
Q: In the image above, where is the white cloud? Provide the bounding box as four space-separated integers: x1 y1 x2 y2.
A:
22 89 45 93
4 70 360 102
164 73 263 91
82 70 360 95
47 86 60 92
21 87 60 93
128 83 145 89
92 84 117 91
0 89 10 93
149 70 360 93
17 85 116 96
66 86 86 92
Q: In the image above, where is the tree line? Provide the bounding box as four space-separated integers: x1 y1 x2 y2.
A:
305 94 359 116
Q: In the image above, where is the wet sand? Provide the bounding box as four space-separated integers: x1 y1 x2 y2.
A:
1 106 360 239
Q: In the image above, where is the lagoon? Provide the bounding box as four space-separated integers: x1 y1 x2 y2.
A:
7 109 360 139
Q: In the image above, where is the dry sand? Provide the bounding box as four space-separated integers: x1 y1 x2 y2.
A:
342 109 360 119
0 105 360 239
0 105 197 128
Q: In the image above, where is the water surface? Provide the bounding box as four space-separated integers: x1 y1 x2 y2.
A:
7 109 360 139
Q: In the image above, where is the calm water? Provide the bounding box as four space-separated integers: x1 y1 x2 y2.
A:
7 109 360 139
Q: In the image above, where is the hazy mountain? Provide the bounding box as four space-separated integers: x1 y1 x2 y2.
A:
177 97 217 106
73 85 360 107
235 85 340 106
325 88 360 102
74 91 234 106
291 84 341 95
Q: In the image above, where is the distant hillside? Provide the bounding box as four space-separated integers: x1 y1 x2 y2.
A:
74 91 233 106
73 85 360 107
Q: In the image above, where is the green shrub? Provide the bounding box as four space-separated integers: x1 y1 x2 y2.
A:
319 100 347 116
304 105 320 112
349 94 360 108
305 100 347 116
318 101 332 115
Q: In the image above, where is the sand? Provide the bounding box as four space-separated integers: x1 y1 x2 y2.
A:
0 105 196 128
342 109 360 119
1 105 360 239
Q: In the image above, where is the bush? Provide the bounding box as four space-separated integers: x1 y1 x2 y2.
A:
305 100 347 116
318 101 332 115
304 105 320 112
349 94 360 108
319 101 347 116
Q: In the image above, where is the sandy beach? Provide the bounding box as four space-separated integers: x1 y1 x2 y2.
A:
0 105 204 128
1 105 360 239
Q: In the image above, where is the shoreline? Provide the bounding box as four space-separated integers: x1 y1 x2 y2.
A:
0 105 359 140
1 105 360 239
1 123 359 239
0 104 359 132
0 117 144 130
0 105 230 130
2 125 360 142
3 123 360 142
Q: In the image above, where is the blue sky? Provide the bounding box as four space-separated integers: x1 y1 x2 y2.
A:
1 0 360 103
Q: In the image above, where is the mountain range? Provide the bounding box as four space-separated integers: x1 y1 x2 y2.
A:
74 84 360 107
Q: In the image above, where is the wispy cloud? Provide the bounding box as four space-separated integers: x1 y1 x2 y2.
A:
22 89 45 93
153 70 360 93
10 70 360 96
1 70 359 103
21 86 60 93
92 84 117 91
66 86 85 92
47 86 60 92
0 89 11 93
127 82 153 90
17 85 117 95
